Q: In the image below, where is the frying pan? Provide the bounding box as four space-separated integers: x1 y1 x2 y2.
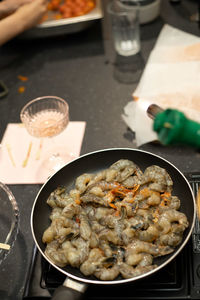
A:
31 148 196 300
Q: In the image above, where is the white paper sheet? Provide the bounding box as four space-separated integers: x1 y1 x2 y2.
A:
0 122 86 184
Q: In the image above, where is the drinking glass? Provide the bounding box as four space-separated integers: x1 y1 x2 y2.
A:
0 182 19 264
107 0 141 57
20 96 74 174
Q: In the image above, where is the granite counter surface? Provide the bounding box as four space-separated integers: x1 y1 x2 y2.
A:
0 0 199 299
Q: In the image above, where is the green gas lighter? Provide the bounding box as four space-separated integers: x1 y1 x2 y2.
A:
147 104 200 149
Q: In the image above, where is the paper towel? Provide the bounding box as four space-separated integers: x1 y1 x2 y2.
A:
122 24 200 146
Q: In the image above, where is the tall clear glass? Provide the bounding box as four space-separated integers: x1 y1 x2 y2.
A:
107 0 141 57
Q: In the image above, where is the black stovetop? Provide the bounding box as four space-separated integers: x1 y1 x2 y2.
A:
23 173 200 300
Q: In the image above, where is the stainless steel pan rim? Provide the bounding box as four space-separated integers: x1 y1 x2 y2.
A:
31 147 196 285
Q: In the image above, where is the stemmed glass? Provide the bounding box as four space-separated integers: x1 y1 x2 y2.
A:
20 96 74 175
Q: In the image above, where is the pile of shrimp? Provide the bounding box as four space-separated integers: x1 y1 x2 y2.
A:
42 159 189 280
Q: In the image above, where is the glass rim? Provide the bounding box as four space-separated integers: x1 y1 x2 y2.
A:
107 0 140 16
20 96 69 125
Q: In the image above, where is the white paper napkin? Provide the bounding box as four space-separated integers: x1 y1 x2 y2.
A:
0 122 86 184
122 24 200 146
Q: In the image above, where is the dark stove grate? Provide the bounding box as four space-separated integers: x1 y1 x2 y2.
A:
186 173 200 253
41 249 188 299
185 173 200 299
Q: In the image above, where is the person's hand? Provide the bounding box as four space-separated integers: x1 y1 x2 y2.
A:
0 0 48 46
13 0 48 30
0 0 32 18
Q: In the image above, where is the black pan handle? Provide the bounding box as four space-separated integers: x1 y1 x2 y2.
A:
52 278 88 300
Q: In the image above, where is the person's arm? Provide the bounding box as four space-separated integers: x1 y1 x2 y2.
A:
0 0 48 46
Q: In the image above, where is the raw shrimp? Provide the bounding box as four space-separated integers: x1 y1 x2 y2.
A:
125 252 153 268
62 203 81 219
89 168 118 185
90 220 105 233
125 240 160 266
156 222 187 247
159 195 180 210
136 209 154 226
42 226 55 244
142 165 173 192
79 213 92 240
88 181 119 192
122 174 142 188
124 215 145 230
115 201 137 217
84 205 96 220
80 193 106 206
99 228 121 245
94 265 120 281
157 209 189 234
80 248 104 276
88 186 105 197
138 253 153 267
75 173 94 193
94 207 115 221
170 196 181 210
42 218 71 244
45 241 68 267
119 262 157 279
99 213 125 240
131 188 161 209
99 240 113 257
125 239 173 264
62 238 89 267
157 232 183 247
110 159 142 182
49 207 63 221
137 224 159 242
47 187 73 208
89 232 99 248
69 188 81 204
147 191 161 206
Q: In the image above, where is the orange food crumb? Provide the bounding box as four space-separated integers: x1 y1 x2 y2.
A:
18 86 25 93
18 75 28 82
133 96 139 101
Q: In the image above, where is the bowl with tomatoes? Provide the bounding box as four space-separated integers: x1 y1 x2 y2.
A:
20 0 103 38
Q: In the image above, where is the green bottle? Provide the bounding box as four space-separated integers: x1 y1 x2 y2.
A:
149 106 200 148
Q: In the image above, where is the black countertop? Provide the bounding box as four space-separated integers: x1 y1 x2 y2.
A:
0 1 200 299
